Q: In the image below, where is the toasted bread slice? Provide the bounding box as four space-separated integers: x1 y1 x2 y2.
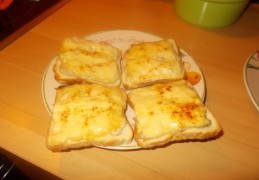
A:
47 84 133 151
53 37 121 86
121 39 186 90
128 80 221 148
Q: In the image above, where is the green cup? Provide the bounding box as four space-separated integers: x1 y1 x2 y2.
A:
175 0 249 28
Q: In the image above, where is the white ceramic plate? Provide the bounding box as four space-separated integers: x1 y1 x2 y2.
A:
243 50 259 111
42 30 206 150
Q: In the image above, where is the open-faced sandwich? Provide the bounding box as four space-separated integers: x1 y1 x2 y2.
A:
47 84 133 151
53 37 121 86
128 80 221 148
121 39 186 90
46 37 221 151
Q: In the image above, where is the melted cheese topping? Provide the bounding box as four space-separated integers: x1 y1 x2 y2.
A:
128 80 209 139
48 84 127 145
58 38 120 84
123 39 184 87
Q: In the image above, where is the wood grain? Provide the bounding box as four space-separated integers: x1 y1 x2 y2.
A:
0 0 258 179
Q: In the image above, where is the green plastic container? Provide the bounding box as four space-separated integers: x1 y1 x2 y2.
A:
175 0 249 28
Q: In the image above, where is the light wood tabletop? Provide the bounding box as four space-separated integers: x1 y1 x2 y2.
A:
0 0 259 179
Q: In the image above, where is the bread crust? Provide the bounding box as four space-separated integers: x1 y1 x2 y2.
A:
47 122 133 151
134 109 221 148
53 57 121 86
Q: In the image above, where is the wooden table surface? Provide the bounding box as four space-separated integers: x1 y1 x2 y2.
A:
0 0 259 179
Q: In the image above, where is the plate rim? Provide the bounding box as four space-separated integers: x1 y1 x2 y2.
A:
243 50 259 111
42 56 56 116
